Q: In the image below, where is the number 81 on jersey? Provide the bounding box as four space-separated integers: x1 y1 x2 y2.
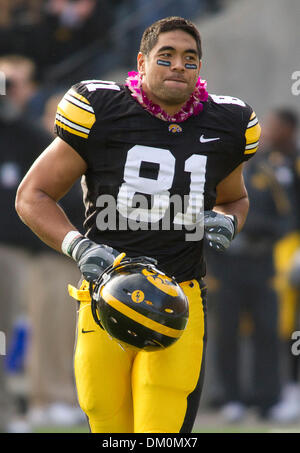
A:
96 145 207 241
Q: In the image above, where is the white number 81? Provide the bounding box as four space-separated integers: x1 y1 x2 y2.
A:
117 145 207 234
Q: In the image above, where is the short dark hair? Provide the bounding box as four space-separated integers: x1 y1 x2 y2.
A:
139 16 202 60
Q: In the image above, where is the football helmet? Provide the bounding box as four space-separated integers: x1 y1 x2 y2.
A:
91 256 189 351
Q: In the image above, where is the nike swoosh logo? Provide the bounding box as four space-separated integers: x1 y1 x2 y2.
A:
200 134 220 143
81 328 95 334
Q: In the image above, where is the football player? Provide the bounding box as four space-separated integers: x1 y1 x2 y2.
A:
15 17 261 433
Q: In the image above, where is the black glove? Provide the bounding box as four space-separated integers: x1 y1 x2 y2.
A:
69 236 119 282
204 210 237 252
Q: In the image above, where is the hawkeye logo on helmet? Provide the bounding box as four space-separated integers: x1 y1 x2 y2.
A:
142 270 180 297
131 290 145 303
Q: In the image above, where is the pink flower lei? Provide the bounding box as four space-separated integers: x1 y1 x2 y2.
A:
125 71 208 123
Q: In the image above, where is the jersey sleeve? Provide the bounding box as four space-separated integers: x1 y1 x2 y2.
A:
243 109 261 161
54 83 96 161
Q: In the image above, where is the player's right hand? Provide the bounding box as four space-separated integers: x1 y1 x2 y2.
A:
69 237 119 282
204 210 237 252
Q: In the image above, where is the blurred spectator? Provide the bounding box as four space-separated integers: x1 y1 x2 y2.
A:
0 1 223 89
0 53 67 143
262 108 300 422
0 55 85 430
206 107 300 424
0 1 45 76
113 0 220 67
25 91 85 429
0 79 52 432
41 0 113 68
0 0 43 29
206 147 286 422
0 0 115 83
0 55 39 116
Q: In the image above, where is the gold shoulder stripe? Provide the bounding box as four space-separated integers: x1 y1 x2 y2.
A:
244 147 258 155
245 145 259 155
56 112 90 134
247 116 258 129
55 118 88 139
65 93 94 113
101 288 183 338
245 140 260 149
244 140 259 154
57 99 95 131
245 121 261 145
244 112 261 155
69 88 91 106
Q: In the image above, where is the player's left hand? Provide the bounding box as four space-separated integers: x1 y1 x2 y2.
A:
204 210 237 252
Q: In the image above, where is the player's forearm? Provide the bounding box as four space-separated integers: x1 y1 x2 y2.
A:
212 194 249 234
15 187 78 253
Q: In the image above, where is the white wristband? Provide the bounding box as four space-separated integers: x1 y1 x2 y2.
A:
61 230 82 256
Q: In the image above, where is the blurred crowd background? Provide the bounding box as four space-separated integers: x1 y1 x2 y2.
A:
0 0 299 433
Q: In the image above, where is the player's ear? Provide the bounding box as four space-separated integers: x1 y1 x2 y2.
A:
137 52 146 76
198 60 202 75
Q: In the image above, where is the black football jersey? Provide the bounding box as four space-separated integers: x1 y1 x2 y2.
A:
55 80 261 282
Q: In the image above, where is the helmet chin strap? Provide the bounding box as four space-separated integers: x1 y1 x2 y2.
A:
91 287 104 330
113 252 126 267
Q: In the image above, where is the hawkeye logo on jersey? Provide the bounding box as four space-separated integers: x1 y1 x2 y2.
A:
168 124 183 133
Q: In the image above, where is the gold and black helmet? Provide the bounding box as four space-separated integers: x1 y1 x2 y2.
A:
91 255 189 351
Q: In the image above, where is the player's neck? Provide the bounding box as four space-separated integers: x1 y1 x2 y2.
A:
141 85 185 116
